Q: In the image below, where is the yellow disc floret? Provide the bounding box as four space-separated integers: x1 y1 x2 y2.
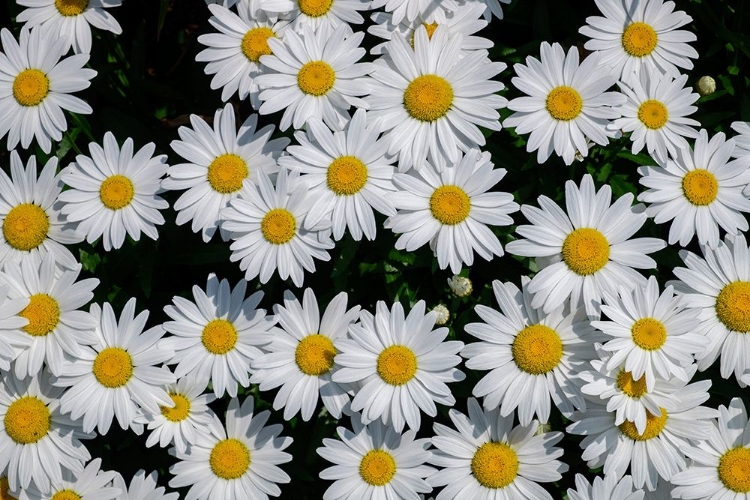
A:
430 185 471 225
511 324 563 375
403 75 454 122
637 100 669 130
377 345 417 386
298 0 333 17
295 334 336 376
622 22 658 57
99 175 135 210
297 61 336 96
241 27 275 62
161 393 191 422
616 370 648 398
682 169 718 206
561 228 610 276
202 319 238 355
619 408 667 441
210 438 251 480
92 347 134 388
3 203 49 251
20 294 60 337
471 442 519 489
718 447 750 493
207 154 249 194
327 156 368 196
716 281 750 333
4 396 51 445
546 86 583 121
54 0 89 16
359 450 397 486
0 477 17 500
12 69 49 107
261 209 296 245
630 318 667 351
51 491 82 500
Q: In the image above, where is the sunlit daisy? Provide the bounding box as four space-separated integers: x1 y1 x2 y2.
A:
504 42 624 165
17 458 120 500
53 298 176 435
429 397 567 500
567 474 644 500
259 0 369 33
385 149 518 273
0 285 30 373
17 0 123 55
333 300 465 432
637 129 750 248
731 121 750 158
222 169 334 287
0 27 95 153
169 396 293 500
114 469 179 500
0 151 82 270
58 132 169 251
579 0 698 84
317 415 434 500
366 25 506 171
163 103 289 242
251 288 360 421
506 174 665 317
278 109 397 241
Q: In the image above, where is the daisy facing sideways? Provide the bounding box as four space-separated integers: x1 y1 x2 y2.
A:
16 457 120 500
114 469 179 500
567 474 645 500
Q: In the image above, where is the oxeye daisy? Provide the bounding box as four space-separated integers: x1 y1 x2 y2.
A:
113 470 179 500
462 278 600 426
58 132 169 251
53 298 176 435
0 27 95 153
366 26 506 172
567 474 644 500
332 300 465 432
368 0 457 25
579 0 698 84
469 0 510 21
159 273 276 398
0 151 82 271
428 397 567 500
163 103 289 242
637 129 750 249
1 253 99 379
610 70 700 165
16 458 120 500
0 370 93 494
222 169 334 287
16 0 123 55
504 42 625 165
251 288 360 421
317 415 435 500
168 397 293 500
255 25 373 132
0 285 31 373
506 174 666 318
259 0 370 33
278 109 397 241
731 121 750 158
385 149 518 273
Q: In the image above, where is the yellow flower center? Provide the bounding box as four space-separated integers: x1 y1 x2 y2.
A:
622 22 658 57
719 447 750 493
376 345 417 386
682 169 718 206
207 154 248 194
210 439 251 480
51 491 82 500
561 228 610 276
403 74 454 122
410 23 439 47
0 478 17 500
160 393 191 422
327 156 368 196
430 185 471 225
546 86 583 121
295 334 336 376
260 209 296 245
20 294 60 337
241 27 275 63
616 370 648 398
298 0 333 17
297 61 336 96
3 203 49 251
716 281 750 333
359 450 397 486
511 324 563 375
12 69 49 107
99 175 135 210
92 347 134 388
619 408 667 441
471 442 519 489
630 318 667 350
54 0 89 16
4 396 51 445
201 319 238 355
637 100 669 130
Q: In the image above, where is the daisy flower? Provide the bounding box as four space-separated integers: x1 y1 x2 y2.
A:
506 174 666 318
16 0 122 55
0 27 95 153
637 129 750 248
610 69 700 165
256 25 373 132
159 273 276 398
114 470 179 500
504 42 625 165
16 458 120 500
222 169 334 287
731 121 750 158
385 149 518 273
567 474 644 500
251 288 360 421
462 278 600 426
579 0 698 84
0 285 30 373
368 0 457 24
317 415 434 500
278 109 397 241
259 0 370 33
333 300 465 432
0 151 82 270
1 253 99 378
470 0 510 20
169 397 293 500
0 370 93 493
366 26 506 172
428 397 567 500
58 132 169 251
163 103 289 242
53 298 176 435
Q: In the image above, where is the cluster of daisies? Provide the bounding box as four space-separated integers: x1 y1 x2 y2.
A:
1 0 750 498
